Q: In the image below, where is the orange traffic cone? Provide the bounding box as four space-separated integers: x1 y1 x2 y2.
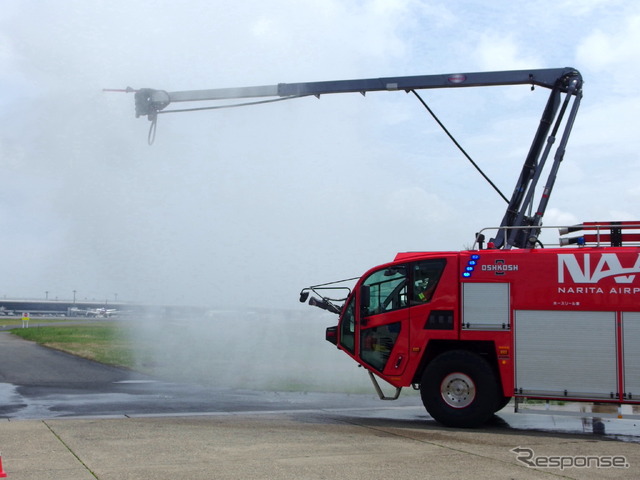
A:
0 452 7 477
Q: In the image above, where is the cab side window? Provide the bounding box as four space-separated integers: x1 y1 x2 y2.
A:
411 259 446 304
361 266 408 317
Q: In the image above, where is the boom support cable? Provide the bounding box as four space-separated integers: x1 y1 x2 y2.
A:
410 89 509 204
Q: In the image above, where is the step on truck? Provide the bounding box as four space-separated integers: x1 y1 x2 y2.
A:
124 67 639 427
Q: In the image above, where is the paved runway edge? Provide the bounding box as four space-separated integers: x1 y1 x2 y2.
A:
1 412 638 480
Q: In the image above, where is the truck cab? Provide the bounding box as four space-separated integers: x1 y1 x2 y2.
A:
329 254 454 377
326 251 505 427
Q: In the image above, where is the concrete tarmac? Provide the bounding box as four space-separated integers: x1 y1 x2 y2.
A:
2 411 638 480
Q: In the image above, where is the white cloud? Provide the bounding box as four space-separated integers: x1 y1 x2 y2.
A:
385 186 453 223
474 34 542 72
560 0 626 17
576 15 640 73
542 208 580 227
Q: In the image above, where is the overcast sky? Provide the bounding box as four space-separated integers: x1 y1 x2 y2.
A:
1 0 639 308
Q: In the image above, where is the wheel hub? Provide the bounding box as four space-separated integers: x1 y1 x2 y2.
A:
440 372 475 408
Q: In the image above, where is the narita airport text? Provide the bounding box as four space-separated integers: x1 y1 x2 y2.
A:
558 286 640 294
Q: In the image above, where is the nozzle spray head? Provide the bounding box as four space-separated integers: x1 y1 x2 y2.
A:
134 88 170 119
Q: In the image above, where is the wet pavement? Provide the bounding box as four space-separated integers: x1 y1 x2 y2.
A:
1 330 639 443
1 330 640 478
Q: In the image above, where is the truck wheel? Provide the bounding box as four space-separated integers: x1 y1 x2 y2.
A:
420 350 498 428
495 396 512 413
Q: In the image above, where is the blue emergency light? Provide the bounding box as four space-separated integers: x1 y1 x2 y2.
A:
462 254 481 278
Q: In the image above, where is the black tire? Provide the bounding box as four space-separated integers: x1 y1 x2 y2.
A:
420 350 499 428
495 395 512 413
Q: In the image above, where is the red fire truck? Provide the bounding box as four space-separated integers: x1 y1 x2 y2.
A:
302 224 640 427
127 67 639 427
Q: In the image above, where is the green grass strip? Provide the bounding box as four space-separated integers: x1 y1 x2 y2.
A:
11 325 137 368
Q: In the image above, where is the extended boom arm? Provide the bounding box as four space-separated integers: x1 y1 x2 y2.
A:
134 68 579 119
130 67 583 249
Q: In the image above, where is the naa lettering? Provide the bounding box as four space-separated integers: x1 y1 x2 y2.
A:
558 253 640 284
